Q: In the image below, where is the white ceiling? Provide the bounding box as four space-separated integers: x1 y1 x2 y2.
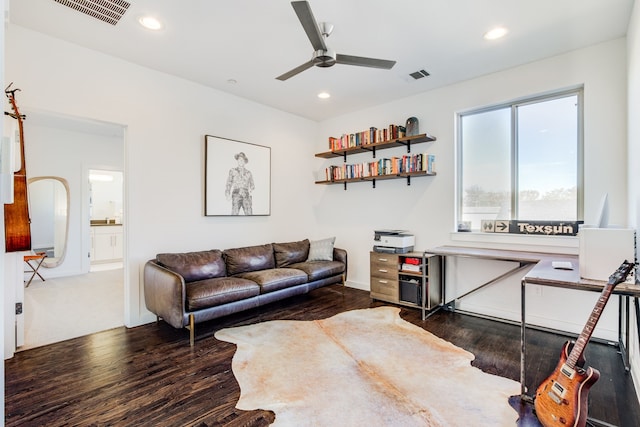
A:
8 0 635 122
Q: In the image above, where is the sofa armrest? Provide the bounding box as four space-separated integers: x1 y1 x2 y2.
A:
333 247 347 280
143 260 187 328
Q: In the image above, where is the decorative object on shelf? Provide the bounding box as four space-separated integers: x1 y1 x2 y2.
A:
405 117 419 136
205 135 271 216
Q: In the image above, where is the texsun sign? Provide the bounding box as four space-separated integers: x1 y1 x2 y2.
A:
481 220 583 236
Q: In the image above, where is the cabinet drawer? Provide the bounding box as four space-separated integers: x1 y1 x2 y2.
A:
370 253 398 279
370 277 399 299
370 252 398 266
371 266 397 280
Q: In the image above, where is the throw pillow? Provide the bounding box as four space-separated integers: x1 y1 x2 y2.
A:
307 237 336 261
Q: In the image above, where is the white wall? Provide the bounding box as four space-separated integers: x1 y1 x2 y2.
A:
5 24 321 329
626 0 640 398
318 38 628 339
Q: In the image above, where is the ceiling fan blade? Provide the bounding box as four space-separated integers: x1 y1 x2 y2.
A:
336 54 396 70
291 1 327 52
276 60 315 81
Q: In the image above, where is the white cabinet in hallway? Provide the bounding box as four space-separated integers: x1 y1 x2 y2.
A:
91 225 123 262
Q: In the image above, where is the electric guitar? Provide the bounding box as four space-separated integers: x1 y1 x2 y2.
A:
534 260 635 427
4 83 32 252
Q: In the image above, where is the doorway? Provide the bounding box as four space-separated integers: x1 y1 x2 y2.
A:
89 169 123 272
17 111 126 350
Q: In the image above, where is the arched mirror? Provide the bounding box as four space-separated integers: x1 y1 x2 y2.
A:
28 176 70 268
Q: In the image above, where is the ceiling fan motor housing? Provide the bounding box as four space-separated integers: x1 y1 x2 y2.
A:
313 48 336 67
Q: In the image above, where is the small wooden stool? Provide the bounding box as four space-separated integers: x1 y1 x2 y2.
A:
24 252 47 287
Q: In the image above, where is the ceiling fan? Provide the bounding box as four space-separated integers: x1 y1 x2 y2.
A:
276 1 397 81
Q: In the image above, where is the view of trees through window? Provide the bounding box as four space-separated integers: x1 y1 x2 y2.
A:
458 91 582 231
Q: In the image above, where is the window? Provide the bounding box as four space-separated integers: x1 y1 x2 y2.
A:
457 89 583 232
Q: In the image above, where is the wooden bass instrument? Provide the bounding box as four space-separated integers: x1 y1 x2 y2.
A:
3 83 32 252
534 260 635 427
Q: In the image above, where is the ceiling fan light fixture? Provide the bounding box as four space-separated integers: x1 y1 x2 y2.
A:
319 22 334 38
484 26 508 40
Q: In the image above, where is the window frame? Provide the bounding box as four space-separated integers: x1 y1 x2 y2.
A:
456 87 584 232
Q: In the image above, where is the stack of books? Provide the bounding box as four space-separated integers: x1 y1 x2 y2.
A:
401 257 422 272
323 153 436 181
328 124 407 151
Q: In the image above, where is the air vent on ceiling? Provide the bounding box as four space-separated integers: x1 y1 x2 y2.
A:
52 0 130 26
409 69 431 80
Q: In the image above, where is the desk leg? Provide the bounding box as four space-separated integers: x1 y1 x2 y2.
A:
520 278 528 397
440 255 448 311
636 297 640 360
624 295 630 371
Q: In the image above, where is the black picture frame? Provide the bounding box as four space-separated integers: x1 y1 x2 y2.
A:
205 135 271 216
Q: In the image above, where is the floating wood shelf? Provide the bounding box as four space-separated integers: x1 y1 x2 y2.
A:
315 133 436 160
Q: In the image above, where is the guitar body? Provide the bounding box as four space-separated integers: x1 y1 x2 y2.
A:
4 173 31 252
534 341 600 427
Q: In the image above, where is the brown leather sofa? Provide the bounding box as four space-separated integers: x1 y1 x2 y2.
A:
143 239 347 345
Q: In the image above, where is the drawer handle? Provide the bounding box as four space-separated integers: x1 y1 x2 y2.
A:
378 258 388 262
378 280 388 284
378 269 388 273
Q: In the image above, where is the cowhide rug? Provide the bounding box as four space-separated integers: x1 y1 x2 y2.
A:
215 306 520 426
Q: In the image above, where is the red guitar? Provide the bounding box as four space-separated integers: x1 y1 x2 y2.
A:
534 260 635 427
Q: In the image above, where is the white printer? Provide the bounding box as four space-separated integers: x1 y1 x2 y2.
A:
373 230 415 253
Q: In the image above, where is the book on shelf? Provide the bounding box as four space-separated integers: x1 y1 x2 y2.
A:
401 263 421 273
327 122 421 152
322 152 436 181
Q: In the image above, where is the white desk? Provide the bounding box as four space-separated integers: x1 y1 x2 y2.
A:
426 246 640 396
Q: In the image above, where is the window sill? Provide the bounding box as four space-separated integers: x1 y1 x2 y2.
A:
450 231 578 255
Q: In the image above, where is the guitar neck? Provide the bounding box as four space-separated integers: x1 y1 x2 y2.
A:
565 283 615 369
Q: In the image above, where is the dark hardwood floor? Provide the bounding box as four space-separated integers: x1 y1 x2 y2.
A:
5 285 639 426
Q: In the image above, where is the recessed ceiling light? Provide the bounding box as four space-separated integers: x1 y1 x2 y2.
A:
139 16 163 30
317 92 331 99
484 26 508 40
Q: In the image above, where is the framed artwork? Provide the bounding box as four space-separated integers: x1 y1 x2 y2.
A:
205 135 271 216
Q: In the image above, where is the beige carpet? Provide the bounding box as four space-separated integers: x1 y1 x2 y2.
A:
20 266 124 350
215 306 520 427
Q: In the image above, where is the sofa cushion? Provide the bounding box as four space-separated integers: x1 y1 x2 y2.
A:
186 277 260 311
236 268 308 294
224 243 275 275
273 239 310 267
156 250 226 283
307 237 336 261
288 260 345 282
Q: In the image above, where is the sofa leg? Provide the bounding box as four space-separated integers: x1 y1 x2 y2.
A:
188 314 195 347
